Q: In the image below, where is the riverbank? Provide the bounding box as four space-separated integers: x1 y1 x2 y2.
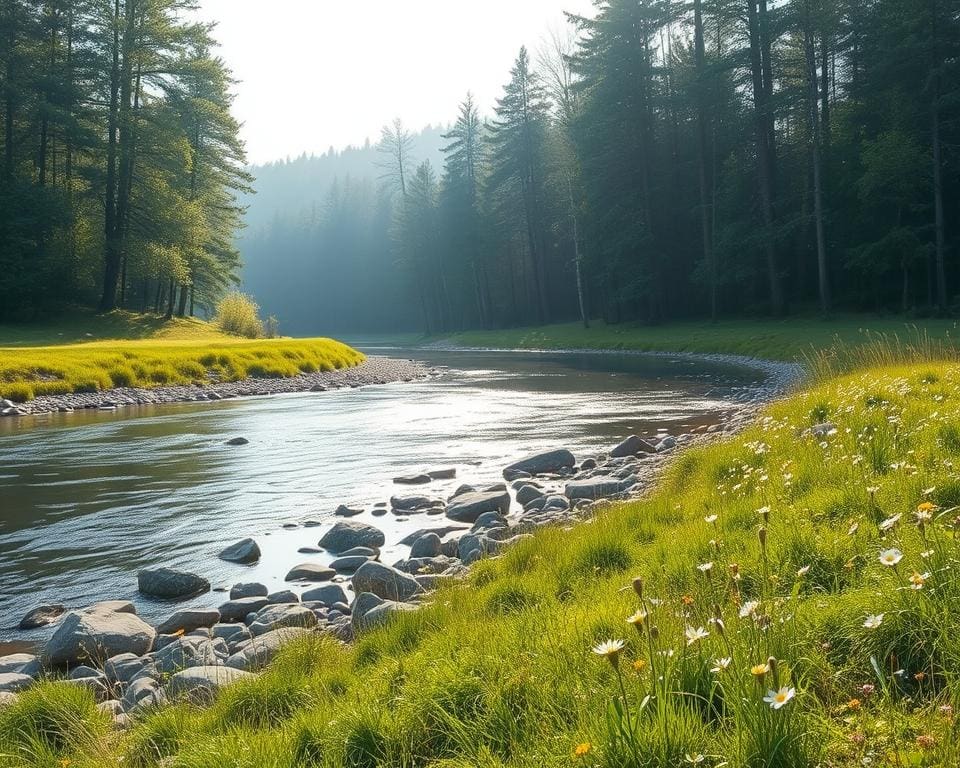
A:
1 355 432 417
3 349 959 767
435 314 960 363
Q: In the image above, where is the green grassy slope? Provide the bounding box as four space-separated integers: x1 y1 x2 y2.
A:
4 358 960 767
443 315 960 362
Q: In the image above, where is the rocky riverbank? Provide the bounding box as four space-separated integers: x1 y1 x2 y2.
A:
0 355 434 417
0 352 805 722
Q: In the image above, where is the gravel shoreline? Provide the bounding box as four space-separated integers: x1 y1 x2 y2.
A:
0 356 435 417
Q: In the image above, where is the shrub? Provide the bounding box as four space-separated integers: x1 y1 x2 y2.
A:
108 364 137 388
32 380 74 397
215 292 265 339
1 382 35 402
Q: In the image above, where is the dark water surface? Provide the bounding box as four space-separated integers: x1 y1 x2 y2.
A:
0 349 763 640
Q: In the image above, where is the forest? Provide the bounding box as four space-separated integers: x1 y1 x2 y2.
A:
3 0 960 335
243 0 960 335
0 0 248 322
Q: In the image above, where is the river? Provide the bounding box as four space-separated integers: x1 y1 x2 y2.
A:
0 348 767 642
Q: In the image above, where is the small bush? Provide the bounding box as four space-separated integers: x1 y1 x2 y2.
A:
108 364 137 387
1 382 35 402
215 292 265 339
32 379 74 397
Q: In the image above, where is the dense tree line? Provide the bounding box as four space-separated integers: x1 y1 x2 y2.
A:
0 0 249 321
246 0 960 334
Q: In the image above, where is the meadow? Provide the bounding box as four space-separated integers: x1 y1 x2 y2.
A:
0 312 364 402
3 348 960 767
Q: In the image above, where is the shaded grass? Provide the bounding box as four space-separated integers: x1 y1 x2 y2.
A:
6 360 960 766
439 315 960 363
0 337 364 402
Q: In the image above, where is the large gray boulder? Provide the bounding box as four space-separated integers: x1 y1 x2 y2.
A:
0 654 40 678
301 584 348 606
390 494 438 512
610 435 656 458
166 666 253 703
156 609 221 635
352 561 422 602
225 627 312 671
410 533 442 558
218 596 271 622
503 449 575 478
249 604 318 636
44 602 156 666
0 673 34 693
352 600 419 633
230 582 268 600
122 675 165 713
19 604 66 630
319 521 385 553
445 490 510 523
285 563 335 582
565 475 634 500
153 636 227 675
515 484 545 506
398 526 467 546
218 538 261 564
138 567 210 599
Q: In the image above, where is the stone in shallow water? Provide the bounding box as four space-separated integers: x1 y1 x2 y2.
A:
44 602 156 667
445 490 510 523
610 435 656 458
218 538 261 564
225 437 249 446
503 449 575 479
285 563 335 582
18 604 66 630
156 609 221 636
138 567 210 599
230 582 268 600
319 521 385 552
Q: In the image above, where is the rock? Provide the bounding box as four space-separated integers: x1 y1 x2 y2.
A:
427 468 457 480
352 561 423 602
445 490 510 523
810 422 837 437
153 636 227 675
472 511 508 530
319 521 386 552
543 495 569 510
0 654 40 678
350 592 385 622
121 676 165 712
449 484 475 499
0 673 33 694
230 582 268 600
298 546 323 554
19 604 66 630
138 567 210 599
65 676 110 701
515 484 545 506
339 546 379 557
410 533 442 558
399 526 465 546
0 692 17 708
225 437 249 446
303 519 322 527
565 475 634 500
98 699 124 717
225 627 312 671
656 435 677 451
105 653 152 685
69 665 101 680
218 538 261 564
352 600 419 632
218 596 271 622
44 602 156 667
301 584 348 606
610 435 656 458
267 590 300 604
503 449 575 479
248 604 318 636
166 666 254 703
393 473 432 485
390 494 437 511
334 504 364 517
329 555 372 572
156 609 221 635
285 563 335 582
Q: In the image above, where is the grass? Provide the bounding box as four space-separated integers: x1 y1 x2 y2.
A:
438 314 960 363
0 311 365 402
6 349 960 766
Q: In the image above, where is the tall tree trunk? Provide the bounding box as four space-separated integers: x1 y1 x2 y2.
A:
694 0 716 322
819 33 831 144
99 0 123 312
567 177 589 329
930 0 946 312
164 278 175 319
177 284 189 317
747 0 783 314
3 1 17 181
805 11 830 314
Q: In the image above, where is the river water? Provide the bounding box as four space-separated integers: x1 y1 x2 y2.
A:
0 348 765 641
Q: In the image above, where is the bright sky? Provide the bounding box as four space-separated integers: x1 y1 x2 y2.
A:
194 0 595 165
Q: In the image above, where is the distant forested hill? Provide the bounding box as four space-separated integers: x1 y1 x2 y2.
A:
239 126 447 335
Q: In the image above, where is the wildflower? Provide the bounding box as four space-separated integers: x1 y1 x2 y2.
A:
592 639 625 667
879 513 901 532
626 609 648 630
878 548 903 567
917 500 937 513
704 514 718 524
632 576 644 599
847 698 861 711
866 486 879 496
697 561 714 574
860 683 875 697
632 659 647 673
739 600 760 619
757 505 771 521
763 686 796 710
909 571 930 590
574 742 592 758
681 594 694 606
915 734 936 751
729 562 741 580
684 755 706 765
863 613 884 629
848 731 866 745
848 521 860 536
913 671 927 682
711 656 732 673
796 564 811 577
685 626 709 646
751 662 770 679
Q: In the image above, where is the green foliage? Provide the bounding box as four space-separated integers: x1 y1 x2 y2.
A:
214 292 266 339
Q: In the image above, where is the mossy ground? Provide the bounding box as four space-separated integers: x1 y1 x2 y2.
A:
4 356 960 767
0 311 364 402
